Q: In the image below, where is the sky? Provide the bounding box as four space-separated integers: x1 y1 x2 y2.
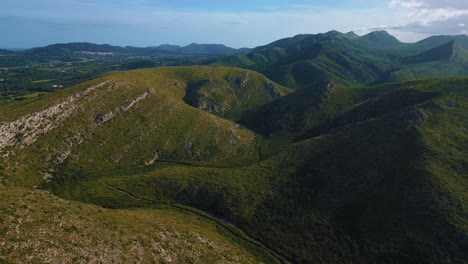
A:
2 0 468 48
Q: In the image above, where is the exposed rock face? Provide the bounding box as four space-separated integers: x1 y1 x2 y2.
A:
320 81 337 103
225 72 249 88
145 152 159 165
404 108 428 127
265 82 281 98
95 89 154 124
0 82 109 151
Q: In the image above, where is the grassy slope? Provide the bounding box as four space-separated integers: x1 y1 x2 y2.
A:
0 65 466 263
38 77 467 263
0 66 292 263
0 186 261 263
0 66 291 187
153 66 292 120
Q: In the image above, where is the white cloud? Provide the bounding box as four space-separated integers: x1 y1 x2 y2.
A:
389 0 424 8
382 0 468 40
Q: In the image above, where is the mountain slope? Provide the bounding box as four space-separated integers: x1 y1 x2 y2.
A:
0 186 261 263
214 31 468 89
0 66 466 263
402 40 468 63
416 34 468 50
213 30 403 89
0 66 290 263
216 31 399 89
0 66 289 187
88 77 466 263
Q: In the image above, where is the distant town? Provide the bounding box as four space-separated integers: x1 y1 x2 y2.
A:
75 51 115 56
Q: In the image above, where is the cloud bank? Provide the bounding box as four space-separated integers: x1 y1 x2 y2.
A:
383 0 468 36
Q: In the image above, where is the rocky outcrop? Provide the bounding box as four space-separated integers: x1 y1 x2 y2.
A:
265 82 281 98
0 82 109 151
145 152 160 165
95 89 154 124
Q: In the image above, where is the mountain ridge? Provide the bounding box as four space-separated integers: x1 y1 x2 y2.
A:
156 43 250 55
21 42 249 57
213 30 468 89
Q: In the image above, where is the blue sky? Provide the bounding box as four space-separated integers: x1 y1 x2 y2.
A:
2 0 468 48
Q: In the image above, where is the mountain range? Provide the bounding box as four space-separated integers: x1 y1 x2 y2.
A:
0 31 467 263
3 42 249 57
214 30 468 89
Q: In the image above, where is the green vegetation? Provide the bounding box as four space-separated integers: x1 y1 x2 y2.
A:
213 30 468 90
42 76 466 263
0 186 264 263
0 33 467 263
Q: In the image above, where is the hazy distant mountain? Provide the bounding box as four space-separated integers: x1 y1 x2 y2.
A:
0 48 15 55
156 43 250 55
20 42 248 57
22 42 175 57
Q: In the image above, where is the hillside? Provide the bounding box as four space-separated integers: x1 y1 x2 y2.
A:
0 186 262 263
416 34 468 50
402 40 468 63
213 30 468 89
84 77 466 263
0 65 291 263
0 66 289 187
0 65 466 263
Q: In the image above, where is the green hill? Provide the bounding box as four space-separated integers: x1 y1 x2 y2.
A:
0 65 291 263
0 66 289 187
0 65 466 263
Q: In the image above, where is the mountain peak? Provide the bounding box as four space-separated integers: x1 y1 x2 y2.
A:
364 30 393 39
345 31 359 38
362 30 401 46
325 30 344 36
